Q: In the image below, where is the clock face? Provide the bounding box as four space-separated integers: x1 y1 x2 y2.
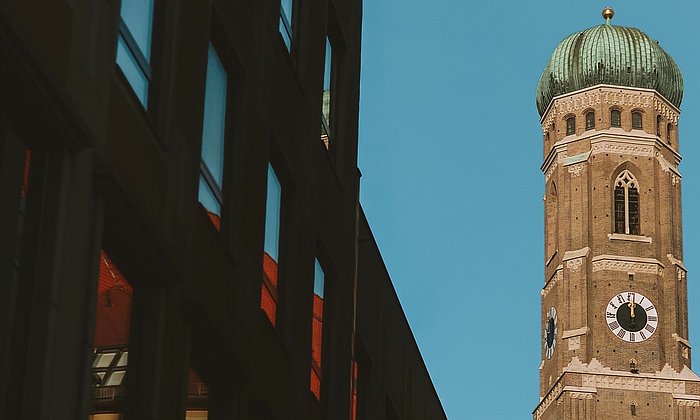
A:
544 307 557 359
606 292 658 343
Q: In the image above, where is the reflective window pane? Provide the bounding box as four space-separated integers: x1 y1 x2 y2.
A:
201 44 227 187
264 165 282 262
120 0 154 59
279 0 293 50
186 368 209 418
116 35 149 107
198 176 221 217
310 258 325 399
91 251 133 416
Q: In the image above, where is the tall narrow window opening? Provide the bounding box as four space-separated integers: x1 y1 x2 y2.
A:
566 117 575 135
261 165 282 325
185 368 209 419
585 111 595 130
310 259 325 400
116 0 155 106
614 170 640 235
279 0 294 51
656 115 662 136
320 37 333 150
198 43 228 228
90 251 133 418
667 123 673 144
632 111 643 129
611 109 621 127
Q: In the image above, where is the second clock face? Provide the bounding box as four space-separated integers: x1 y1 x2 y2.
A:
606 291 658 343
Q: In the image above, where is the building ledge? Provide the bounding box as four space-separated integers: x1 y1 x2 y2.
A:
608 233 652 243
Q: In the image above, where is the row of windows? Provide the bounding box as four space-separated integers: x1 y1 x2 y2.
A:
13 149 348 419
112 0 346 414
116 0 339 222
563 110 674 143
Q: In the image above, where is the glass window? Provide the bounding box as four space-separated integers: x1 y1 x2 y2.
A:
185 368 209 419
321 37 333 149
116 0 154 107
566 117 575 135
632 112 643 130
90 251 133 417
614 170 640 235
585 112 595 130
611 109 621 127
261 165 282 325
310 259 325 400
198 43 228 228
279 0 293 51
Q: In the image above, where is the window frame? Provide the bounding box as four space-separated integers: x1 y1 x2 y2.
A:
116 0 155 107
631 111 643 130
565 116 576 135
585 111 595 130
261 162 285 326
613 170 641 235
611 109 622 128
279 0 295 51
320 36 335 150
197 41 230 223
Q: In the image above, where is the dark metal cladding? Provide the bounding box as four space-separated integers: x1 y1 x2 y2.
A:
536 24 684 116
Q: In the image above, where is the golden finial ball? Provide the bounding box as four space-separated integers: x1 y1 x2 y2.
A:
602 7 615 21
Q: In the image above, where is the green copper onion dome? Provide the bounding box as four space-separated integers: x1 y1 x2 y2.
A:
536 9 683 116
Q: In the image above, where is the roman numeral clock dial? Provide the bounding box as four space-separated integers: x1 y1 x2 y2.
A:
606 292 658 343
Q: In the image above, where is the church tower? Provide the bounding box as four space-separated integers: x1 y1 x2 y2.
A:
534 8 700 419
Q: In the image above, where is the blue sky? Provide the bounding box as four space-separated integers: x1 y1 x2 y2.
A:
357 1 700 418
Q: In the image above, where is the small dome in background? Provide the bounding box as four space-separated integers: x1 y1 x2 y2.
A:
535 9 683 116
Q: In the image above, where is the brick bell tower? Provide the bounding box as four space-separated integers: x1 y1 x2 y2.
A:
533 8 700 420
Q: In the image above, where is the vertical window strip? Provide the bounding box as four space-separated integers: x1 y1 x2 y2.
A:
321 37 332 149
310 259 325 400
185 368 209 418
91 251 133 416
261 165 282 325
614 187 625 234
198 43 228 226
116 0 154 107
279 0 293 50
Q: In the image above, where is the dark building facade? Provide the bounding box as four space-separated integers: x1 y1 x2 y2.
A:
0 0 446 419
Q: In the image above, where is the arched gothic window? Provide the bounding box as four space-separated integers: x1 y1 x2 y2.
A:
656 115 662 136
585 111 595 130
631 402 637 416
667 123 673 144
632 111 643 129
566 117 576 135
611 109 621 127
614 170 640 235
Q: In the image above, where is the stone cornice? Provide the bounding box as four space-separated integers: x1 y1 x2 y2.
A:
591 254 664 274
541 133 682 180
540 84 681 129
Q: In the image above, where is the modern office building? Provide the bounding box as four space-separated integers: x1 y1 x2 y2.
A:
0 0 446 419
534 8 700 419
